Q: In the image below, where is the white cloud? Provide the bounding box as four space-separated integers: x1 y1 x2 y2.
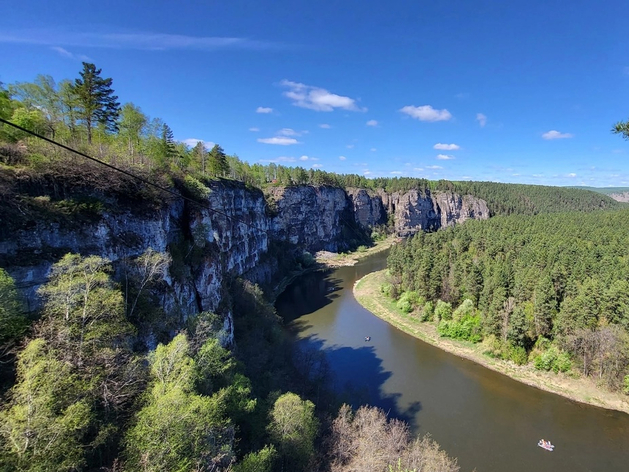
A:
278 128 298 136
339 156 346 161
414 168 424 171
542 130 574 140
390 171 403 175
1 29 282 51
260 156 296 163
256 107 273 114
364 170 372 175
346 144 355 149
426 165 443 169
182 138 215 149
568 173 577 177
434 143 460 151
476 113 487 127
299 155 318 161
280 79 366 112
319 124 331 129
312 164 323 168
249 127 260 132
436 154 455 160
257 137 300 145
370 148 377 152
300 155 309 161
399 105 452 122
51 46 90 61
366 120 378 127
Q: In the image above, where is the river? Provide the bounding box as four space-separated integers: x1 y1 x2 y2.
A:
275 250 629 472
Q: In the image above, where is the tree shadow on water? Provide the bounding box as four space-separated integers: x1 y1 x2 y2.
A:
276 270 344 323
294 333 422 430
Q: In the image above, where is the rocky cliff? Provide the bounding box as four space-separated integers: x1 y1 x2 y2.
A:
1 176 488 345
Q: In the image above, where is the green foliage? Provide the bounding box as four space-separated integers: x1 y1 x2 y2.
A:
380 282 394 298
612 118 629 140
508 345 528 365
267 392 318 471
232 445 277 472
434 300 453 321
533 346 571 373
623 375 629 395
453 298 475 321
182 174 211 200
396 292 413 313
421 300 434 322
0 268 27 348
125 334 234 471
72 62 120 143
438 314 482 343
0 339 93 471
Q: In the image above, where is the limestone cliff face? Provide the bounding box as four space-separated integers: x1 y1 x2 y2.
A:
1 181 488 346
269 186 353 252
346 188 387 229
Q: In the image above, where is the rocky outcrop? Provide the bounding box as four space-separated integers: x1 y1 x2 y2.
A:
347 188 387 229
268 186 354 252
1 179 488 346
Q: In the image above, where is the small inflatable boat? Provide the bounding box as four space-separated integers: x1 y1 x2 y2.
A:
538 440 554 451
364 336 371 341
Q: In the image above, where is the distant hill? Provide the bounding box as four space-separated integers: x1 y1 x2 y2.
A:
568 186 629 203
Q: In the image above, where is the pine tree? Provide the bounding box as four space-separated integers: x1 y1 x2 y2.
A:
160 123 178 162
208 144 229 177
72 62 120 143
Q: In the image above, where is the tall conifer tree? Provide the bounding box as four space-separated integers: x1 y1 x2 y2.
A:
72 62 120 143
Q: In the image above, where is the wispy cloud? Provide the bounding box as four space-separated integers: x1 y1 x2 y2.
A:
0 29 284 51
182 138 215 149
319 123 331 129
542 130 574 140
51 46 90 61
248 127 260 132
434 143 460 151
277 128 307 137
370 148 377 152
567 173 577 177
346 144 355 149
312 164 323 168
257 137 300 145
400 105 452 122
280 80 366 112
260 156 297 163
299 155 318 161
436 154 455 160
256 107 273 114
366 119 378 127
476 113 487 127
426 165 443 169
339 156 346 160
390 171 403 175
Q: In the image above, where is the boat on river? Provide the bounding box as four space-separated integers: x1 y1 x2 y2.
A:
364 336 371 341
538 440 554 451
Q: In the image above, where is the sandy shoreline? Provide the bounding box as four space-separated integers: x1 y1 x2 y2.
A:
353 269 629 416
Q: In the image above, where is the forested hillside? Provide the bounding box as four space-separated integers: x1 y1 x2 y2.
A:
386 209 629 393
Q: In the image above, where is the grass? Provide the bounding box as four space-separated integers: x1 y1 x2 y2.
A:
315 236 399 268
354 269 629 415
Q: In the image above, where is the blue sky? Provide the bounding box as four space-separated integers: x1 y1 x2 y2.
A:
1 0 629 186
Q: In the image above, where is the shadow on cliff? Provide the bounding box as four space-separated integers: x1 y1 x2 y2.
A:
293 333 423 431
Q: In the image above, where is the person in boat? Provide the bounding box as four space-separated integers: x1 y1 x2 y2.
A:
364 336 371 341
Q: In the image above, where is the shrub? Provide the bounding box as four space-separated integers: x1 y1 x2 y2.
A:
533 345 571 373
434 300 452 321
437 314 481 343
509 345 528 365
380 283 393 298
623 375 629 395
452 299 475 322
421 301 434 322
396 296 412 314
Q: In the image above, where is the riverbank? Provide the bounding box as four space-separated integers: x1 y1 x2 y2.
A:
354 269 629 415
315 236 399 268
